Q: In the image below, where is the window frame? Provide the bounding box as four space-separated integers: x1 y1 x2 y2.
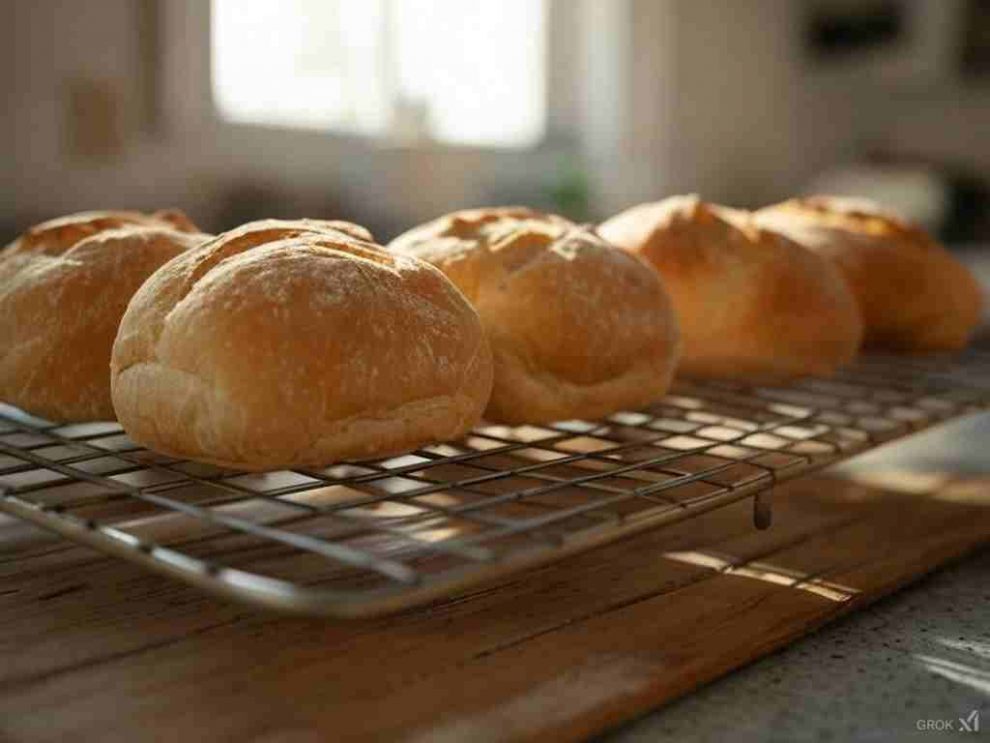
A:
160 0 578 155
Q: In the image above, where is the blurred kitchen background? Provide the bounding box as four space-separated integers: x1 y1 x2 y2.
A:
2 0 990 246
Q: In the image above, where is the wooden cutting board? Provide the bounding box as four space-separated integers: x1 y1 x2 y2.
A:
1 470 988 742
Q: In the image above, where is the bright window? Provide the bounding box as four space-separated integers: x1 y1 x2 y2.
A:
211 0 547 148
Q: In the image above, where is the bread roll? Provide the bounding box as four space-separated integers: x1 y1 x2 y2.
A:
599 195 863 380
755 196 983 352
390 207 680 424
1 210 207 421
110 219 493 470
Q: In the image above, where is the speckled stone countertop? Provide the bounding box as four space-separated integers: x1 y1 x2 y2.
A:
604 413 990 743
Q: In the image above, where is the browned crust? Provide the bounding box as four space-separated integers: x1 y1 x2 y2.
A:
391 208 681 423
4 209 201 257
756 196 983 351
599 195 864 380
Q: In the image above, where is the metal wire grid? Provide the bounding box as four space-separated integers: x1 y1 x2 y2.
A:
1 353 987 617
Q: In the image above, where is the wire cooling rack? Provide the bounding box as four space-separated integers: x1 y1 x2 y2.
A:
2 353 988 617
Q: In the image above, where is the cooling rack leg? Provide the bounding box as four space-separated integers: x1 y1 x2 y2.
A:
753 490 773 530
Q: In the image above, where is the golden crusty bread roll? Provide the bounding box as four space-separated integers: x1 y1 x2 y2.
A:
599 195 863 380
1 210 207 421
755 196 983 352
110 219 493 470
389 207 680 424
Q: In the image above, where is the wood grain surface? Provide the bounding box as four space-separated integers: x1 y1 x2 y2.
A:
1 472 988 742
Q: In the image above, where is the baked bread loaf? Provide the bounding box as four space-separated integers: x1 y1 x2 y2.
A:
599 195 863 380
1 210 206 421
389 207 680 424
755 196 982 352
110 219 493 470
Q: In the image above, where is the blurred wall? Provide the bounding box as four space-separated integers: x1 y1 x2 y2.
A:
4 0 989 239
585 0 990 213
